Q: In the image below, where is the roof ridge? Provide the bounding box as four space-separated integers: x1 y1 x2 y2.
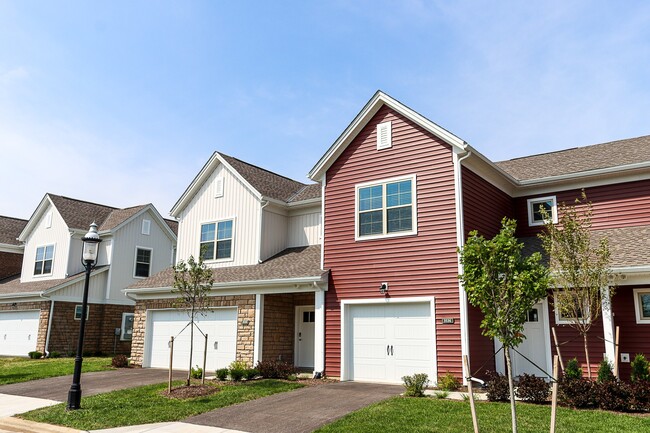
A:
0 215 28 222
218 152 307 186
48 193 118 210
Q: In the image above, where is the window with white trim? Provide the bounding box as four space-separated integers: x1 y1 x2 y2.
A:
527 196 557 226
200 220 233 260
633 289 650 324
74 305 90 320
34 245 54 275
121 312 134 340
134 247 152 278
142 219 151 235
554 295 590 325
356 175 416 239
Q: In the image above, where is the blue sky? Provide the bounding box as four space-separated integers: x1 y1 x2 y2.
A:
1 1 649 220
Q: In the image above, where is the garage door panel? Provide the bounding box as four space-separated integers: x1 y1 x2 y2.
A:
0 311 40 357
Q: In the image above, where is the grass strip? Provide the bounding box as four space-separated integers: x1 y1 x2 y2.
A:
0 357 113 385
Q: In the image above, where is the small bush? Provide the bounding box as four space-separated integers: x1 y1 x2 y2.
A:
564 358 583 380
631 354 650 382
594 380 631 412
485 371 509 402
630 380 650 412
48 351 61 358
191 365 203 379
244 368 259 380
255 360 297 379
216 368 229 381
111 354 129 368
558 377 594 409
437 371 461 391
28 351 43 359
433 391 449 399
516 374 550 404
597 359 615 383
402 373 429 397
229 360 247 382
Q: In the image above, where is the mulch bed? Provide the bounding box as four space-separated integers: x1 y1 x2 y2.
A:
162 384 220 399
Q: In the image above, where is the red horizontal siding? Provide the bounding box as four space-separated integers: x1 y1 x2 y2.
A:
612 285 650 381
323 104 461 379
516 179 650 237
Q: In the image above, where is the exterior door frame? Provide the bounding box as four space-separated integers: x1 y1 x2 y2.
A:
294 305 316 368
494 298 553 378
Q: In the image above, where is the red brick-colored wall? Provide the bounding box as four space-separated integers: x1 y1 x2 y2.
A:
0 251 23 280
262 293 314 363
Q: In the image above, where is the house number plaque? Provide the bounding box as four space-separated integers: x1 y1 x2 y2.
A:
441 318 455 324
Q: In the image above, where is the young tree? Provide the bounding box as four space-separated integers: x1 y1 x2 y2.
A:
172 255 214 386
459 218 549 433
539 192 613 378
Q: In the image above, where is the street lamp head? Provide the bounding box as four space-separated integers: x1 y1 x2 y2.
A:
81 222 102 263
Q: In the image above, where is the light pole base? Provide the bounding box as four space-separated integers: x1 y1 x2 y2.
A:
67 387 82 410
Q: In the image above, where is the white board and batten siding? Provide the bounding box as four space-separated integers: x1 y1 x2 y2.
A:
260 205 288 261
176 163 260 267
53 271 109 303
20 204 71 283
287 210 321 248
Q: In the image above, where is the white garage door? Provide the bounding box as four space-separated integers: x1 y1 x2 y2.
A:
347 302 434 383
0 310 40 357
145 308 237 371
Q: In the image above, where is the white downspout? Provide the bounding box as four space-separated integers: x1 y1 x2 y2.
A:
453 149 472 384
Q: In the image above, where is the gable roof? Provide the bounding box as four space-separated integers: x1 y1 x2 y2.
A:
0 216 28 246
0 266 109 298
308 90 467 181
496 135 650 182
170 152 321 217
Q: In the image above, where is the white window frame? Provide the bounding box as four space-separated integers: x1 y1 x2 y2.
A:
527 196 558 226
142 219 151 235
121 312 135 341
354 174 417 241
554 293 590 325
133 246 153 279
74 304 90 321
200 218 235 262
34 244 55 276
633 288 650 324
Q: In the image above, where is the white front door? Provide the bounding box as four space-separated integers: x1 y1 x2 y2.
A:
295 306 315 368
511 302 549 378
0 310 40 356
347 302 434 384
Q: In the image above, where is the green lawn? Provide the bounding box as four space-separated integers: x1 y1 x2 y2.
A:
0 357 113 385
315 397 650 433
20 380 303 430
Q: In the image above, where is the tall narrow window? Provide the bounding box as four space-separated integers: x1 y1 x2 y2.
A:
200 220 233 260
134 247 152 278
142 219 151 235
34 245 54 275
356 175 416 239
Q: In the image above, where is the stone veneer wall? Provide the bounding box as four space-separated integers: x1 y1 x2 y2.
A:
48 302 134 355
0 251 23 279
0 300 51 354
130 295 256 367
262 292 315 364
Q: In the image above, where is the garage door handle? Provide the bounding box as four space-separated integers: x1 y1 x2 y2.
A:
214 341 218 350
391 345 393 356
387 345 390 355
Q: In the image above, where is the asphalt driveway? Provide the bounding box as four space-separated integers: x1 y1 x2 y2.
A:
185 381 403 433
0 368 186 401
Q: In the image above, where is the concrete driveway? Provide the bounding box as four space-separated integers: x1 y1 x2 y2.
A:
185 381 403 433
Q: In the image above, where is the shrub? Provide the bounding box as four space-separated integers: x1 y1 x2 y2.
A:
433 391 449 399
564 358 583 380
111 354 129 368
558 377 594 409
244 368 259 380
437 371 461 391
255 360 297 379
216 368 229 381
630 380 650 412
28 351 43 359
402 373 429 397
191 365 203 379
631 354 650 382
48 351 61 358
515 374 550 404
229 360 247 382
597 359 615 383
485 371 509 402
594 380 631 412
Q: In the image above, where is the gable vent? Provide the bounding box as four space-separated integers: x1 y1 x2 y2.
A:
215 176 224 198
377 121 392 150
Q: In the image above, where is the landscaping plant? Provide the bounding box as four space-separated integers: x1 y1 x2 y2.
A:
594 379 631 412
255 359 296 379
597 359 615 383
111 354 129 368
402 373 429 397
244 368 259 380
229 360 247 381
631 354 650 382
459 218 550 433
485 371 509 402
216 368 229 381
191 365 203 379
28 351 43 359
437 371 460 391
564 358 582 379
515 374 550 404
558 375 594 409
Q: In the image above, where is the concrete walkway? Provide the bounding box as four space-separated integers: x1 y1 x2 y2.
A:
185 381 403 433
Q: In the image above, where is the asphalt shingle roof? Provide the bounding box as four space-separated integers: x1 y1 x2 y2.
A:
0 266 108 296
219 153 321 203
128 245 326 290
495 135 650 181
0 216 27 245
48 194 116 231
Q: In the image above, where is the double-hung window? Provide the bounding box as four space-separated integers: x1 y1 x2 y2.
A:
134 247 152 278
34 245 54 275
356 175 416 240
200 220 233 260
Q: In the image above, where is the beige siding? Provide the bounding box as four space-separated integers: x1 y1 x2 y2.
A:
66 236 112 278
260 206 288 261
176 163 260 267
287 209 321 247
108 210 175 302
52 271 109 304
21 204 71 283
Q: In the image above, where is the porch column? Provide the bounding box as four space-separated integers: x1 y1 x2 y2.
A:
253 294 264 365
601 286 615 364
314 289 325 374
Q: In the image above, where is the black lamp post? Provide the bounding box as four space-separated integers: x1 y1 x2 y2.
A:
67 222 102 410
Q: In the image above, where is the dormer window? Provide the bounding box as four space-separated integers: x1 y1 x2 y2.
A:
200 220 233 261
34 245 54 275
527 196 557 226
